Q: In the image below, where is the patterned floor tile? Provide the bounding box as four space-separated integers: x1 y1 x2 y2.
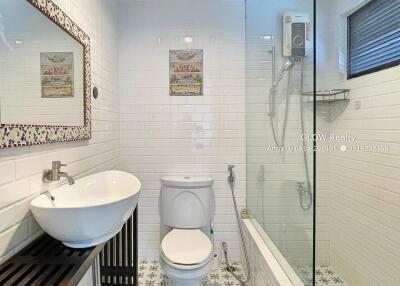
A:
138 261 346 286
296 265 348 286
138 260 246 286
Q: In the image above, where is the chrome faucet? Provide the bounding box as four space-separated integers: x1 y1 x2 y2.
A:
43 161 75 185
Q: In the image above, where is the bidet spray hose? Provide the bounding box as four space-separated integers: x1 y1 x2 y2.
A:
224 165 251 285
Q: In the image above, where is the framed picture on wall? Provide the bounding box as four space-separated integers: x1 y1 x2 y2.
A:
169 49 203 96
40 52 74 98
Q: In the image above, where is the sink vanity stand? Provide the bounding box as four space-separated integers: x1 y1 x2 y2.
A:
0 234 104 286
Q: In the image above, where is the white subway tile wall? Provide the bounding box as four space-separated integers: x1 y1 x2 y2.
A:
0 0 119 263
328 52 400 286
315 0 334 266
318 0 400 285
118 0 246 261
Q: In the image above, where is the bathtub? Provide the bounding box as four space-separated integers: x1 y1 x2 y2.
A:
241 218 305 286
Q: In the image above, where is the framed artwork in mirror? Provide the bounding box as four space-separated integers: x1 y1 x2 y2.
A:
0 0 91 149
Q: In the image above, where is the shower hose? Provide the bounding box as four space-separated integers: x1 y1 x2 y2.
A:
299 58 313 211
223 166 251 285
268 58 312 211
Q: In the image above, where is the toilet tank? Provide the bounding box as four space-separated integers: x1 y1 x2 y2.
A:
160 176 214 229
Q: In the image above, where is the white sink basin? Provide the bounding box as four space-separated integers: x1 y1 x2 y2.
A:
31 170 141 248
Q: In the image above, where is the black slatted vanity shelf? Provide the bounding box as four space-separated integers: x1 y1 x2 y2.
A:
0 234 105 286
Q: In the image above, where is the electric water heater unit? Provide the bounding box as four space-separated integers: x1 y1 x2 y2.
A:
283 12 310 57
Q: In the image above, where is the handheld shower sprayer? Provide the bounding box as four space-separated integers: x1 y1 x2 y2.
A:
272 59 294 88
268 59 295 119
0 13 13 52
282 59 295 72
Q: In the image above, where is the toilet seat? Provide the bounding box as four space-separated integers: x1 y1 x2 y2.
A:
161 229 212 267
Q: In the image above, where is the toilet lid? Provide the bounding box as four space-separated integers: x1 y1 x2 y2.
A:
161 229 212 265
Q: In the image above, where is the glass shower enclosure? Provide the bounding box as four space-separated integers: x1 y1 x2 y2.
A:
245 0 315 285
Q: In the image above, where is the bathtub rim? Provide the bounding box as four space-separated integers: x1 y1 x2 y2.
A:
242 218 304 286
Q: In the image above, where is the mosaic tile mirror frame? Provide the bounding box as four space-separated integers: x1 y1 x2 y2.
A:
0 0 91 148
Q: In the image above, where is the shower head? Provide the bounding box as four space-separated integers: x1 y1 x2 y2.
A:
281 59 294 72
269 59 296 119
0 13 14 52
272 59 295 88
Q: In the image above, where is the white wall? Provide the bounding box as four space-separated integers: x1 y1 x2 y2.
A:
118 0 246 261
317 0 400 285
0 0 119 263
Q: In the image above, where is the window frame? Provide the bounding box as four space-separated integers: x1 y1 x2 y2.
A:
347 0 400 79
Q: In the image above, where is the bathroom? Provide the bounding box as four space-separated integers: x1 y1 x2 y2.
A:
0 0 399 285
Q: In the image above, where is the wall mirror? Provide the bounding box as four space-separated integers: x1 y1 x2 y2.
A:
0 0 91 148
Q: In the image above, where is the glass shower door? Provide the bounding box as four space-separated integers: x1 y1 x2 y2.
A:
245 0 315 285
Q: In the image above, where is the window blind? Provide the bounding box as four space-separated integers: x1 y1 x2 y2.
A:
348 0 400 78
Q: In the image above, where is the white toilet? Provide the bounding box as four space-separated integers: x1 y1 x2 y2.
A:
159 176 218 286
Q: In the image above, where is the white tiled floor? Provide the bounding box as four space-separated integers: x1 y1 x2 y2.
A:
138 261 246 286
